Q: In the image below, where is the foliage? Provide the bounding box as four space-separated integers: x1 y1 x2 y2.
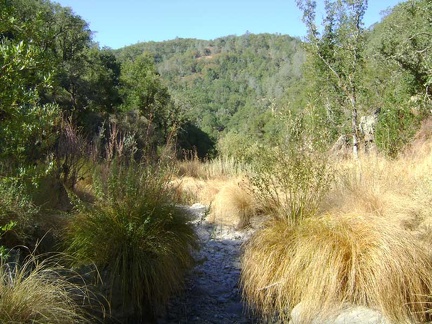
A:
115 34 306 143
0 221 16 260
296 0 368 157
0 177 39 243
360 0 432 157
119 52 188 158
249 144 333 226
241 214 432 323
375 0 432 104
65 161 198 319
177 121 216 159
0 1 61 177
375 104 420 158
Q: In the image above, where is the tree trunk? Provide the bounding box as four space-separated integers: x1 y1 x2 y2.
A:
351 98 359 159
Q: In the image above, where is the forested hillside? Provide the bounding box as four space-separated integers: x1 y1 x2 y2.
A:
114 0 431 158
115 34 305 148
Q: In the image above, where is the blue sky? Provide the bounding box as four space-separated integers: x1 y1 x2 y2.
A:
54 0 403 49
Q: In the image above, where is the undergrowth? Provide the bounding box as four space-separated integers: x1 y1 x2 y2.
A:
248 146 333 225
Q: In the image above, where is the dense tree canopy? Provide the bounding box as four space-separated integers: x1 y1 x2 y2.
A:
116 33 306 146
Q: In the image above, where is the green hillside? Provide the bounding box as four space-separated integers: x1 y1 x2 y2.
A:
115 34 306 150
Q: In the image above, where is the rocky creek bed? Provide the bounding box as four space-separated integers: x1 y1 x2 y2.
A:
157 203 257 324
156 204 392 324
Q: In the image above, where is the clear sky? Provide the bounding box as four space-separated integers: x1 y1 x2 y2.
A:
53 0 403 49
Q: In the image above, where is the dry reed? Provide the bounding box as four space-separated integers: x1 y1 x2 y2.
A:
171 176 222 205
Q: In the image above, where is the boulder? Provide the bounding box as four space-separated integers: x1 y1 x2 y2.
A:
290 303 391 324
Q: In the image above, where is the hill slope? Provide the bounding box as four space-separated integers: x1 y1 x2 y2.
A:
115 33 306 144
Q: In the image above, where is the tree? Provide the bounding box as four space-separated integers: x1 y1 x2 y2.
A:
296 0 368 157
120 52 182 155
376 0 432 105
0 0 60 175
361 0 431 157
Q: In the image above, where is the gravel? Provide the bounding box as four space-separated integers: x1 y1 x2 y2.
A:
157 204 257 324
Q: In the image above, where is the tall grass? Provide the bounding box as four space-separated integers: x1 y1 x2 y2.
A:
203 155 253 179
241 214 432 323
0 253 96 323
177 151 253 180
325 152 432 236
65 161 198 320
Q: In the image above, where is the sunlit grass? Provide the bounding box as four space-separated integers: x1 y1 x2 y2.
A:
0 253 98 323
176 154 253 180
241 214 432 323
209 178 258 229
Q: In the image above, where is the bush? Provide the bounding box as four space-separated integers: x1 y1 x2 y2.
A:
0 177 39 244
248 146 333 225
241 214 432 323
65 161 198 320
375 105 420 158
0 253 96 323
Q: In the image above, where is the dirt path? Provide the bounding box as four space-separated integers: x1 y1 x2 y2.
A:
157 204 257 324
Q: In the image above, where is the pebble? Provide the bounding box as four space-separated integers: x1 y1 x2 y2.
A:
157 204 256 324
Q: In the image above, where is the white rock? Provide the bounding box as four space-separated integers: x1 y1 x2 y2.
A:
290 303 392 324
332 306 391 324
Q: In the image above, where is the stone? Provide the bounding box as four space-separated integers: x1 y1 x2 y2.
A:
157 204 254 323
290 303 391 324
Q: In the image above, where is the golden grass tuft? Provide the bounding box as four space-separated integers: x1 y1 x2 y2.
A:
325 157 398 216
0 254 97 323
209 179 258 229
176 155 252 180
171 176 223 205
241 214 432 323
203 156 253 179
324 155 432 233
177 159 207 179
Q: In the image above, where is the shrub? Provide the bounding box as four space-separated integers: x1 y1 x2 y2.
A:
248 146 333 225
0 253 96 323
0 177 39 244
65 161 198 320
241 214 432 323
375 105 420 158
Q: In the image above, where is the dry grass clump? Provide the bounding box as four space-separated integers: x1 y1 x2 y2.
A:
203 156 253 179
170 176 223 205
241 214 432 323
209 179 258 229
176 155 252 180
324 120 432 233
177 159 207 179
325 157 397 217
0 254 96 323
325 155 432 231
